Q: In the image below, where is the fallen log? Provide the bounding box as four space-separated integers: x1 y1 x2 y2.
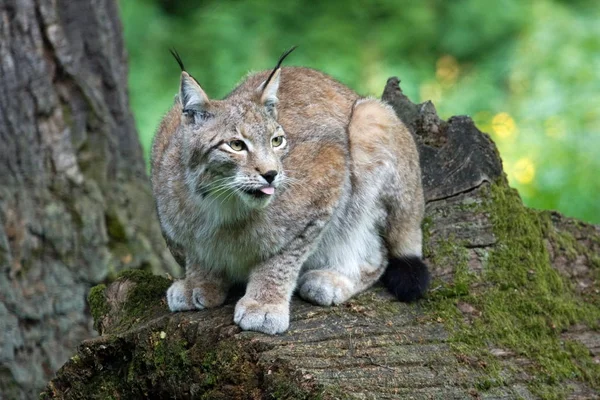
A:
42 78 600 400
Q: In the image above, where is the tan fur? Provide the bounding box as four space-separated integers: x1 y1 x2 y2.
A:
151 104 181 179
151 64 425 335
348 99 424 257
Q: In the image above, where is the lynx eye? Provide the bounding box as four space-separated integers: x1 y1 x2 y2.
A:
228 140 246 152
271 136 286 148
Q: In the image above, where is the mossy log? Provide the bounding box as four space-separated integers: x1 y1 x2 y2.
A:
43 79 600 400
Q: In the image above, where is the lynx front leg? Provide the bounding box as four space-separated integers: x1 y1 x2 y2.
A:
167 267 230 311
234 221 327 334
234 248 305 335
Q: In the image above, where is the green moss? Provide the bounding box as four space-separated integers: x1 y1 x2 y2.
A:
114 269 171 333
552 230 580 261
84 373 124 400
457 197 486 213
117 269 170 309
540 212 600 307
541 212 600 266
87 269 171 335
425 180 600 398
429 236 473 299
128 330 192 390
422 216 433 257
88 284 109 331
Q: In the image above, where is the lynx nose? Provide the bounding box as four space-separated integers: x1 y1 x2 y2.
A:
261 170 278 184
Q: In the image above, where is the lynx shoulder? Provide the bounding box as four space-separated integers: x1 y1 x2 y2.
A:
151 49 429 334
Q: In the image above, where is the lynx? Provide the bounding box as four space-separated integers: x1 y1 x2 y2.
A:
151 48 429 335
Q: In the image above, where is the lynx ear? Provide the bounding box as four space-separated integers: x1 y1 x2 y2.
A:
257 46 297 117
180 71 209 114
169 49 209 117
259 68 280 114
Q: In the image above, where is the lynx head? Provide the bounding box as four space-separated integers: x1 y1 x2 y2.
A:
170 48 295 210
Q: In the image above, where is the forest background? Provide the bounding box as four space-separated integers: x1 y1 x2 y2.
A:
121 0 599 224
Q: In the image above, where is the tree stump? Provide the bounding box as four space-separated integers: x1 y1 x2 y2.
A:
42 79 600 399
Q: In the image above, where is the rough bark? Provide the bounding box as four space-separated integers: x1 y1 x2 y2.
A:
41 78 600 399
0 1 179 398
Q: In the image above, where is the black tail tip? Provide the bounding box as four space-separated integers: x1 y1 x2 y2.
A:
382 256 430 302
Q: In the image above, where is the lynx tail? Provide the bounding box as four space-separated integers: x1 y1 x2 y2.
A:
382 256 430 302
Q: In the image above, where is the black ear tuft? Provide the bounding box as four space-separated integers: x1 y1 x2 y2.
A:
170 50 209 114
169 48 186 71
274 45 298 69
262 45 297 91
382 256 430 302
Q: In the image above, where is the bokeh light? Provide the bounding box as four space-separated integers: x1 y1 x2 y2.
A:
512 158 536 184
492 113 518 140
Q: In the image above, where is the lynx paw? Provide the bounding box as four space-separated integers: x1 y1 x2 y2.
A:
166 279 227 312
167 280 194 311
233 296 289 335
298 270 355 306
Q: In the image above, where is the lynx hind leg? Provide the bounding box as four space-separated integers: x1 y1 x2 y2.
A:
298 270 355 306
298 266 385 306
167 268 230 311
348 98 430 302
298 228 387 306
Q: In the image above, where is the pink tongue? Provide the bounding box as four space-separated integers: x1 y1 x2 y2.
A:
260 187 275 195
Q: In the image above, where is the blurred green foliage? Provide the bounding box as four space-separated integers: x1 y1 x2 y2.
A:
120 0 599 224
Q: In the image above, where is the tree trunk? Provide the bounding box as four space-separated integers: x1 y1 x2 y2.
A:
0 1 179 398
40 78 600 399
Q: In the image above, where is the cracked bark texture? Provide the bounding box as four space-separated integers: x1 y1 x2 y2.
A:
41 77 600 399
0 1 180 398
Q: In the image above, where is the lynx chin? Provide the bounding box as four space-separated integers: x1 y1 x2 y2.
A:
151 48 430 335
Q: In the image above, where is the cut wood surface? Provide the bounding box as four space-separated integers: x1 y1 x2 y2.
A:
42 78 600 399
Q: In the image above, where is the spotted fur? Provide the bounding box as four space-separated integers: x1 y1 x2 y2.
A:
151 56 429 335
